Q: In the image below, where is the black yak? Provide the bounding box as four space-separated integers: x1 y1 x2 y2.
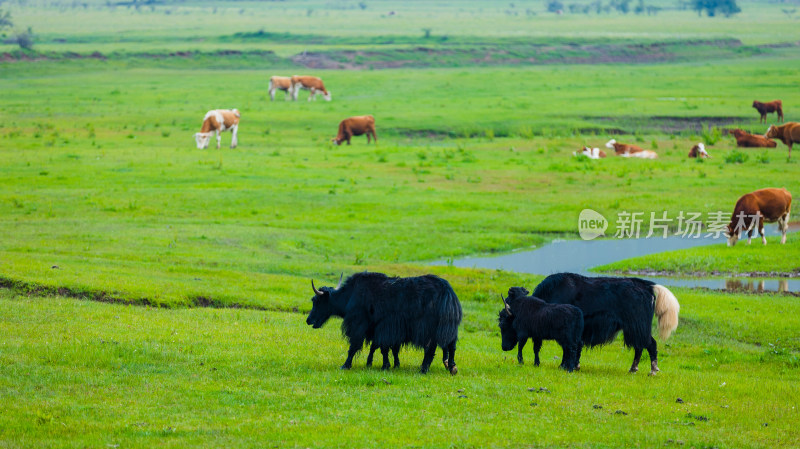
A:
498 287 584 372
531 273 679 375
306 272 462 375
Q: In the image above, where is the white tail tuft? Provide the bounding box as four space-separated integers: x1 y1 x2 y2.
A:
653 285 680 340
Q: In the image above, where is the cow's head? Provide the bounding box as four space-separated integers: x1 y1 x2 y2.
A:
732 129 744 138
697 143 709 158
765 125 777 139
498 295 517 351
194 132 212 149
752 100 759 108
305 275 344 329
605 138 616 149
725 224 739 247
331 136 343 146
322 91 332 101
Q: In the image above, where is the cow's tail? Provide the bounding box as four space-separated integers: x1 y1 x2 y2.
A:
653 285 679 340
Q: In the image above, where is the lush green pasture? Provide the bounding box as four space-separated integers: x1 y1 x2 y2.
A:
1 289 799 448
596 233 800 276
1 58 799 307
2 1 800 447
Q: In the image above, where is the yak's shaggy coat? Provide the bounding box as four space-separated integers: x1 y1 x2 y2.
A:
498 287 584 372
306 272 462 374
531 273 679 375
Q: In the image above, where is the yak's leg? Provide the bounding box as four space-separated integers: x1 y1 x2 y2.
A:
759 218 767 245
788 142 792 161
629 347 643 373
365 342 378 368
446 340 457 375
441 345 449 370
230 124 238 149
575 343 583 371
341 340 362 370
215 130 221 149
419 341 437 374
646 336 659 375
533 339 543 367
308 88 316 101
517 338 527 364
392 344 401 368
372 129 377 144
380 346 392 370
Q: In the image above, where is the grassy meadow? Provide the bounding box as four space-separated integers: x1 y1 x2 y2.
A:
2 0 800 447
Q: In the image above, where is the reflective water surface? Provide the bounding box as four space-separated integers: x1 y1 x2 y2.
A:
432 231 799 294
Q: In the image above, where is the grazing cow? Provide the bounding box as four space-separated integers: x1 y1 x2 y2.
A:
752 100 783 124
290 75 331 101
332 115 377 145
732 129 777 148
306 272 462 375
498 287 584 372
574 146 606 159
620 150 658 159
268 76 292 101
688 143 710 158
194 109 240 149
531 273 680 375
765 122 800 160
606 139 645 156
725 187 792 246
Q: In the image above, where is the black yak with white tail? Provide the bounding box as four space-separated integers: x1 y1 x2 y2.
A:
306 272 462 374
498 287 584 372
531 273 679 375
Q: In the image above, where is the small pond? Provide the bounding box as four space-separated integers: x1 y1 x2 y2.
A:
432 229 799 294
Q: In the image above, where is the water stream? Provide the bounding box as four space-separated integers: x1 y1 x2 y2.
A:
432 229 799 294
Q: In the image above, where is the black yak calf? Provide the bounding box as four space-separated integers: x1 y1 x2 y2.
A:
498 287 584 372
306 272 462 375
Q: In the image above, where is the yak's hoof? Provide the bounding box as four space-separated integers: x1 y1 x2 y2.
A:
629 367 639 374
649 370 658 376
340 365 351 370
449 365 458 376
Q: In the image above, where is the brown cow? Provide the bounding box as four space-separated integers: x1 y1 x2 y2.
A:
688 143 710 158
194 109 240 149
752 100 783 123
268 76 292 101
765 122 800 160
725 188 792 246
731 129 777 148
605 139 644 155
291 75 331 101
332 115 377 145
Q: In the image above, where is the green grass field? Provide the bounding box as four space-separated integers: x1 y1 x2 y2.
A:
2 0 800 447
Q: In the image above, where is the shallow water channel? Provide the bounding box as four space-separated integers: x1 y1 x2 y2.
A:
432 230 799 294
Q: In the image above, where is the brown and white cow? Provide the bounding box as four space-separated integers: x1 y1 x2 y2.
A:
574 146 606 159
726 187 792 246
332 115 376 145
731 129 777 148
290 75 331 101
268 76 292 101
688 143 710 158
605 139 645 156
194 109 240 149
765 122 800 160
752 100 783 124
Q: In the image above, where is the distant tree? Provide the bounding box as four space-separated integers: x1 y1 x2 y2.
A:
0 8 12 31
546 0 564 13
693 0 741 17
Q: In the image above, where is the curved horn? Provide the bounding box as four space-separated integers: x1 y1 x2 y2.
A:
311 280 322 296
336 273 343 289
501 294 512 315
